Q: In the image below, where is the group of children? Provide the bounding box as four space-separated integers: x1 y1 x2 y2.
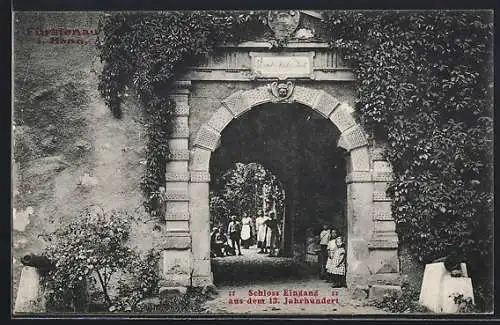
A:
318 225 346 288
210 212 282 258
211 218 346 288
210 215 244 257
210 226 236 257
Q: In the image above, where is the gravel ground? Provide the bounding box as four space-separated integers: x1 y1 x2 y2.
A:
202 246 387 315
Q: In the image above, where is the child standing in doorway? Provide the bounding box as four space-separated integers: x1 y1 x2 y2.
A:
326 235 346 288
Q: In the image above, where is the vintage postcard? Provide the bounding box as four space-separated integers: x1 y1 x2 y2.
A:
12 9 494 317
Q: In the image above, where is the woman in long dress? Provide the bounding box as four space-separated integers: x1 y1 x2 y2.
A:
264 212 279 257
240 213 252 249
255 211 267 253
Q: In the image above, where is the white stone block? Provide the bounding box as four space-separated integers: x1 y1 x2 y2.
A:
190 147 212 172
165 201 190 220
165 161 188 173
350 146 370 171
441 276 474 313
373 160 392 172
419 262 448 313
14 267 44 313
168 139 188 151
166 221 190 232
13 207 33 232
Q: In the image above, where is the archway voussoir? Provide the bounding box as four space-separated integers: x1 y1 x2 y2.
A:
222 90 250 117
242 86 273 109
329 103 356 133
337 135 348 150
292 86 322 108
313 91 340 118
350 146 371 171
338 125 368 151
193 125 220 151
207 106 234 133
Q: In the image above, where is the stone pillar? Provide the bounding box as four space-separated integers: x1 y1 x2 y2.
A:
190 123 223 287
159 81 193 290
189 171 213 286
367 146 401 289
345 146 374 287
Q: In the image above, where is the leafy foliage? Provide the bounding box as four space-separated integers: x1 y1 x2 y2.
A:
42 209 160 312
97 11 272 219
210 162 285 227
112 248 160 312
451 293 479 313
370 283 430 313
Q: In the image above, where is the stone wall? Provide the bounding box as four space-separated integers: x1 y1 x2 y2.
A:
12 12 154 306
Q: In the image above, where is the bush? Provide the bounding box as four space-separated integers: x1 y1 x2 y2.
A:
370 284 430 313
451 293 479 313
41 208 160 312
323 11 494 308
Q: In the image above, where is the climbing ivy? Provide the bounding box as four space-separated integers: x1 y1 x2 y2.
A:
98 10 493 309
97 11 269 219
322 11 493 309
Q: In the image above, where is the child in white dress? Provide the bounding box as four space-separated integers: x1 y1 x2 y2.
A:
326 235 346 287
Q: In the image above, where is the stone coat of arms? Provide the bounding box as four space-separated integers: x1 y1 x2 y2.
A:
267 10 301 39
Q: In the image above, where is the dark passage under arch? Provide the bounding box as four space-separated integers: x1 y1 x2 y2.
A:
209 102 347 283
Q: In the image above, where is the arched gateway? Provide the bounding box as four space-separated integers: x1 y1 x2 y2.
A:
157 41 401 295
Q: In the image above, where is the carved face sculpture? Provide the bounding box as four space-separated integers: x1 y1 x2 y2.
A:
269 80 294 100
277 84 288 97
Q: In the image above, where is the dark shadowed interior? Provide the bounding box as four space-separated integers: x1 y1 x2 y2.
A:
210 102 347 262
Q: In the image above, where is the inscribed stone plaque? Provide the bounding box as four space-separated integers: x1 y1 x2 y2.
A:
250 52 314 79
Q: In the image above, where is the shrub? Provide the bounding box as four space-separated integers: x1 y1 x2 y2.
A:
370 283 430 313
451 293 479 313
41 208 160 312
323 11 493 310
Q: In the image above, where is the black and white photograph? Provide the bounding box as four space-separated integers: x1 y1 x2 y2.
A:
11 9 494 317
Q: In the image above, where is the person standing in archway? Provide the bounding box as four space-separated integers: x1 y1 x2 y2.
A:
255 211 267 254
240 213 253 249
318 224 332 279
324 228 339 283
227 215 242 256
326 235 346 287
265 212 279 257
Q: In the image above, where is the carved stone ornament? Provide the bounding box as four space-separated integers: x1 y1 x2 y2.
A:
268 81 294 102
267 10 301 39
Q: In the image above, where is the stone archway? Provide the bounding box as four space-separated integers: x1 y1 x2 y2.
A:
178 84 400 289
157 81 400 294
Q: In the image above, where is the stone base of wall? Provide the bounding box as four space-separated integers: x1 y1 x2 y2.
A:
368 272 402 286
159 249 213 289
159 249 193 287
368 284 403 300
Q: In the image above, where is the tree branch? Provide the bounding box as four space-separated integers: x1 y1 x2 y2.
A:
96 269 112 307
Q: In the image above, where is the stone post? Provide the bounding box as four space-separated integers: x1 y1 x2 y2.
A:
345 147 374 288
367 146 401 293
159 81 193 290
189 121 223 287
189 171 212 286
14 267 45 313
